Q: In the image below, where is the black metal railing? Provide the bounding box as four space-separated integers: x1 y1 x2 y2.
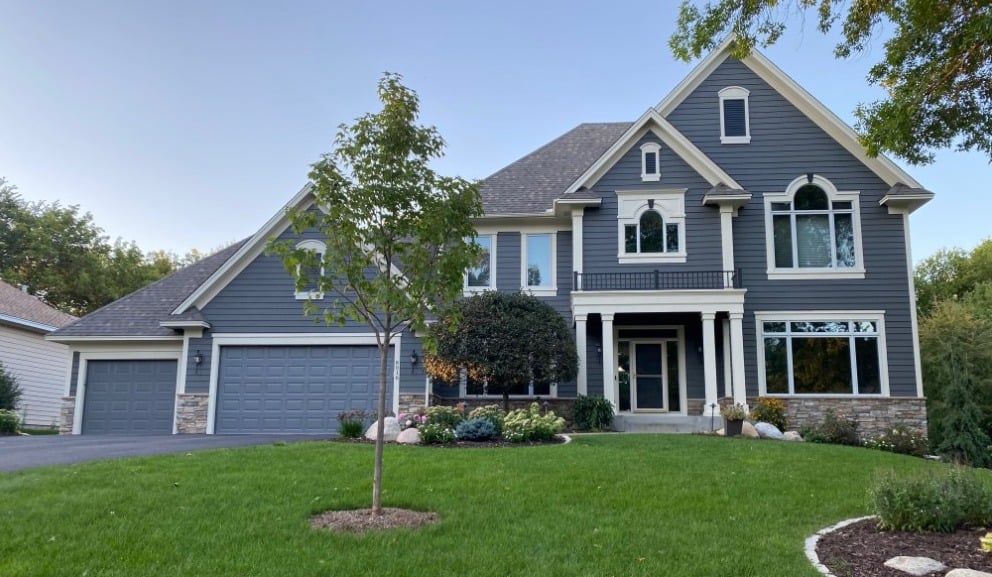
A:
574 270 742 291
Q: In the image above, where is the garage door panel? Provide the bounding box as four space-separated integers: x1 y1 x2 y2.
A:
216 345 392 434
82 359 177 435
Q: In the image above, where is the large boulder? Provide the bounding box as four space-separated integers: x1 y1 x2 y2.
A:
364 416 401 442
754 421 785 440
883 556 946 576
783 431 804 442
742 421 760 438
946 569 992 577
396 427 421 445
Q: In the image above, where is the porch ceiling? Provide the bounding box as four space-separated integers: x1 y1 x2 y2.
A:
571 289 746 318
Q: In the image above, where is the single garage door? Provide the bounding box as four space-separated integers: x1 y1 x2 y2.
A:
82 359 177 435
216 345 393 434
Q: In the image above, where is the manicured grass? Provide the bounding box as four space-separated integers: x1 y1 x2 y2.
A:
0 435 940 577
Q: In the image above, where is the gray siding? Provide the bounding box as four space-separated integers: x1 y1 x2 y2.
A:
665 58 917 397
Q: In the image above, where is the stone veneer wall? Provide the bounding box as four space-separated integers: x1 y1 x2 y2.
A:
775 397 928 439
433 397 576 427
176 393 209 434
59 396 75 434
398 393 427 414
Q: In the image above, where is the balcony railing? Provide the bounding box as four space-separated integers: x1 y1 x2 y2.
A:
574 270 742 291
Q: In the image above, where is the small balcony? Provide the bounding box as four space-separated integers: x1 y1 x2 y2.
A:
574 270 742 291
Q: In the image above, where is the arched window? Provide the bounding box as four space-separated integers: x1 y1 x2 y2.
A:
294 239 326 300
624 209 679 254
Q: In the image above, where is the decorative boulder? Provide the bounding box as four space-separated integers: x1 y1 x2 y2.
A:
883 556 946 576
946 569 992 577
754 421 785 440
783 431 804 442
396 427 421 445
741 421 760 438
715 428 725 436
364 417 401 442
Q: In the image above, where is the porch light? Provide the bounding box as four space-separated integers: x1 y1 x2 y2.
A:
193 350 203 365
410 350 419 373
647 198 655 209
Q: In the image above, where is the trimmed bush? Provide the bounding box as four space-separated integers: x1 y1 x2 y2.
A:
864 423 929 457
503 402 564 443
455 417 498 441
419 422 456 444
870 466 992 532
425 405 463 429
0 409 20 435
803 409 861 446
467 404 505 436
0 362 21 411
573 395 614 431
750 397 787 431
337 410 373 439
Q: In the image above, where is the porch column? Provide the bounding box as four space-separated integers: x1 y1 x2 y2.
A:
701 312 719 417
729 312 748 408
601 313 616 412
720 206 735 287
722 318 732 398
575 314 588 396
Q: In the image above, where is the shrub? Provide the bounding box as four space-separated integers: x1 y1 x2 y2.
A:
503 402 564 443
467 404 505 436
0 409 20 434
573 395 614 431
455 417 498 441
864 423 930 457
425 405 463 429
419 422 456 444
751 397 787 431
804 409 861 446
337 409 373 439
870 466 992 532
0 362 21 411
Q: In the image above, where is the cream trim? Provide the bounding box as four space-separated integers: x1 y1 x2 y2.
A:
571 289 746 317
902 213 925 397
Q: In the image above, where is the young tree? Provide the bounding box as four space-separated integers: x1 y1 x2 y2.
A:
669 0 992 164
426 292 578 411
271 73 482 516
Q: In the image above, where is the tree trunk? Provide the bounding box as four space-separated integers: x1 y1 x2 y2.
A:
502 391 510 413
372 332 390 516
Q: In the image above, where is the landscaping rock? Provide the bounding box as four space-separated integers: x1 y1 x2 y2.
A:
742 421 760 438
754 422 784 440
783 431 804 442
883 556 947 576
946 570 992 577
396 427 421 445
715 428 725 436
365 417 401 442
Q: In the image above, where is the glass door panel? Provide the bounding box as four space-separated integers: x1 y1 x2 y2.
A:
634 343 665 410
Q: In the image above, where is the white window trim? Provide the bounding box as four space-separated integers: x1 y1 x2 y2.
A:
616 189 687 264
754 310 890 397
464 233 496 295
459 375 558 399
763 174 865 280
640 142 661 182
520 231 557 297
719 86 751 144
294 239 326 300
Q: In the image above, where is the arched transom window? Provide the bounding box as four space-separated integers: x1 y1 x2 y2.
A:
616 189 687 264
624 210 679 254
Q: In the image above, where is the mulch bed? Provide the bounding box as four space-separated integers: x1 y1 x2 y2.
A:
333 436 567 448
817 518 992 576
310 508 439 533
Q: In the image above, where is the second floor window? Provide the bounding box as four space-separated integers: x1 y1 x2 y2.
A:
465 234 494 291
616 189 687 264
624 210 679 254
522 232 556 294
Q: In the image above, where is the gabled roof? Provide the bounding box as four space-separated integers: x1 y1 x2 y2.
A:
48 240 247 340
0 281 76 332
656 36 925 190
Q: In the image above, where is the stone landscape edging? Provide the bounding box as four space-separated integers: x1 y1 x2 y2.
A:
805 515 877 576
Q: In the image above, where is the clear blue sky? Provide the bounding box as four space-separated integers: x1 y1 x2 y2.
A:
1 0 988 263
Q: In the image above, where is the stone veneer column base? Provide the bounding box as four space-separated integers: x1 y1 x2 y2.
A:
176 393 209 434
59 396 75 434
767 397 928 439
398 393 427 414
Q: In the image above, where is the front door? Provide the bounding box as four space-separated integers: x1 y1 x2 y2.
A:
621 340 682 412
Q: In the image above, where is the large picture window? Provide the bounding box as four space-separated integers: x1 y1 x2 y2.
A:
465 234 495 291
758 313 886 396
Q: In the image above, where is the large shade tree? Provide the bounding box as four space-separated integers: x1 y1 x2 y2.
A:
670 0 992 164
271 73 482 516
426 292 579 411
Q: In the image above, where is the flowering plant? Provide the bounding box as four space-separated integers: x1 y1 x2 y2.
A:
397 411 427 430
981 532 992 553
720 403 749 421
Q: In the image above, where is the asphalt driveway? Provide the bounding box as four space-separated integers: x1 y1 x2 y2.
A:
0 434 332 472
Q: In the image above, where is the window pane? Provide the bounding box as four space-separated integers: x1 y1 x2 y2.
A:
666 340 680 412
764 338 788 394
773 215 794 267
794 185 829 210
624 225 637 253
855 337 881 394
644 152 658 174
722 99 747 136
771 202 791 212
834 213 856 268
763 321 786 333
618 341 631 411
302 253 322 293
854 321 877 333
526 234 552 287
792 337 852 393
639 211 664 253
466 375 485 395
796 215 831 267
791 321 849 333
532 381 551 396
832 201 852 210
505 381 529 395
467 236 492 287
665 224 679 252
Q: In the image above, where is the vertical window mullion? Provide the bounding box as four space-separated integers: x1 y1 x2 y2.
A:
790 211 799 269
849 333 860 394
828 210 837 268
784 326 795 394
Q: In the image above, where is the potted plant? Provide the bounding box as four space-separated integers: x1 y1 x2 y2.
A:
720 403 749 437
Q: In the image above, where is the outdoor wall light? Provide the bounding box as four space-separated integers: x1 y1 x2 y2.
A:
596 343 602 354
410 350 419 373
193 350 203 365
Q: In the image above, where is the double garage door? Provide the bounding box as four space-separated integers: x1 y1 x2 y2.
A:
80 346 390 435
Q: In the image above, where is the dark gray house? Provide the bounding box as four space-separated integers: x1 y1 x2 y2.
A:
50 39 932 436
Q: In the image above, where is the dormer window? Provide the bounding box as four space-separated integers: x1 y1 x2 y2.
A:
294 239 325 300
616 189 687 264
719 86 750 144
640 142 661 182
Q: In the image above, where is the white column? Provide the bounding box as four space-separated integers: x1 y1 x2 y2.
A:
720 206 735 287
730 311 747 408
722 318 732 398
575 314 588 396
572 207 585 276
702 312 719 417
601 313 616 412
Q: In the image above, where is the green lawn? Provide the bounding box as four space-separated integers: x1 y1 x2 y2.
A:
0 435 938 577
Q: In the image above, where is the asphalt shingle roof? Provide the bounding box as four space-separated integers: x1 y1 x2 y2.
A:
0 280 77 330
480 122 632 215
50 240 247 338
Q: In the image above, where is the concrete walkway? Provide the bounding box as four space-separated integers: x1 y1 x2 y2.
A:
0 434 331 472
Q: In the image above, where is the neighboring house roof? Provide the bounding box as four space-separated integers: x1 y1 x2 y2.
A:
0 280 76 332
48 240 247 340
